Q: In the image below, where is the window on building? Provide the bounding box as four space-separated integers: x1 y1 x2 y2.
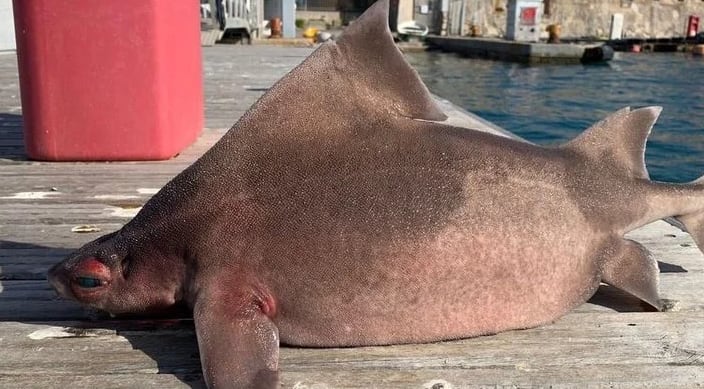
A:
296 0 339 12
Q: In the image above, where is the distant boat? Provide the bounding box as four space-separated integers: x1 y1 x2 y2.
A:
397 20 429 37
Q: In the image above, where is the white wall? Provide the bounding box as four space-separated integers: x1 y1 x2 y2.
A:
0 0 15 51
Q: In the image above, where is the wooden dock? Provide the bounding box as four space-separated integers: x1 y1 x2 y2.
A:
1 46 703 388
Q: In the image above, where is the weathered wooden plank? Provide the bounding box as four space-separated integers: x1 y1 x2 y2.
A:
0 312 702 387
1 215 138 226
0 130 224 165
0 375 203 389
0 265 53 280
0 223 123 246
0 281 89 320
0 370 700 389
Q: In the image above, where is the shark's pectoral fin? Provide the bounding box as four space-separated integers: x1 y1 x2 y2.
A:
600 239 662 310
193 288 279 388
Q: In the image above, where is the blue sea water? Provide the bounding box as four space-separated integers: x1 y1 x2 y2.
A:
405 51 704 183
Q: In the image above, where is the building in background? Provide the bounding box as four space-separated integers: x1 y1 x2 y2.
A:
291 0 704 40
4 0 699 49
440 0 704 40
296 0 377 26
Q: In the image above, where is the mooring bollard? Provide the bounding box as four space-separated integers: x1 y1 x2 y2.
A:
547 24 561 43
270 18 282 39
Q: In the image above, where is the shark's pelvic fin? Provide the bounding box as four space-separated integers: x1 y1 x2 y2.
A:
600 239 662 310
563 107 662 179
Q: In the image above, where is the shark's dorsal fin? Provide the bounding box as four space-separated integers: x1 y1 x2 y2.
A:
563 107 662 179
332 0 447 121
231 0 446 138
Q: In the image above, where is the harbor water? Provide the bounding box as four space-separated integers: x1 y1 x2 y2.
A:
406 51 704 183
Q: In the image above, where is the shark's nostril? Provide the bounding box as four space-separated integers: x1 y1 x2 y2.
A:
47 266 69 298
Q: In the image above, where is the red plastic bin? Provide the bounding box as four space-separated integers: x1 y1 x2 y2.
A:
13 0 204 161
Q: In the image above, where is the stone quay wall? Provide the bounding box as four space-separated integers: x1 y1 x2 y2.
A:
463 0 704 39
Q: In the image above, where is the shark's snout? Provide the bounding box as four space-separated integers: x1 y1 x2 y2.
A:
47 262 73 300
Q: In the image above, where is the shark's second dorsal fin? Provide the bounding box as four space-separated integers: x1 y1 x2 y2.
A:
562 107 662 179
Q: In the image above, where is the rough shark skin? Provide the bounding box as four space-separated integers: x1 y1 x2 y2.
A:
48 1 704 387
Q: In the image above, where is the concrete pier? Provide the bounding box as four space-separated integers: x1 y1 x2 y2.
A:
426 35 613 64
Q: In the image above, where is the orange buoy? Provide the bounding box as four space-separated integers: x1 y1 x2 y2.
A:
631 44 641 53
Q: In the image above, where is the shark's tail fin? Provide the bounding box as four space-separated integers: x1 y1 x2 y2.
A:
675 176 704 250
562 107 662 180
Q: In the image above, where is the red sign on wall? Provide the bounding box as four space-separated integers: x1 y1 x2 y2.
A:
520 7 537 26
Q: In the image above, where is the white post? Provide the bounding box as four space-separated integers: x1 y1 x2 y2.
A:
440 0 449 35
0 0 15 51
282 0 295 38
610 13 624 40
459 0 466 36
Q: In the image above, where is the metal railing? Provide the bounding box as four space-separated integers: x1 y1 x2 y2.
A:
201 0 262 38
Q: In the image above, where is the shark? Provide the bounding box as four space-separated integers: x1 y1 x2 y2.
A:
47 0 704 387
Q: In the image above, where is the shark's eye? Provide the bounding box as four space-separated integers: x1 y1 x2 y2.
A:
76 277 103 288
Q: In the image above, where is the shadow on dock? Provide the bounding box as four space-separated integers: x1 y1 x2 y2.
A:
0 113 26 161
